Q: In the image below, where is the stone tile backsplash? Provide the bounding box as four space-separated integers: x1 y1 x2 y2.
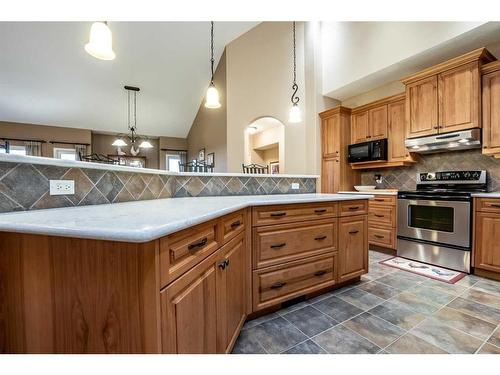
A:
0 161 317 213
360 149 500 191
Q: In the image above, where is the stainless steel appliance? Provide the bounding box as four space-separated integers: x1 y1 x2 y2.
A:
405 128 481 154
397 170 487 273
348 139 387 163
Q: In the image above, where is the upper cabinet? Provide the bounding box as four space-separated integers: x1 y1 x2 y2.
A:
482 61 500 156
402 48 495 139
350 104 388 144
388 97 409 162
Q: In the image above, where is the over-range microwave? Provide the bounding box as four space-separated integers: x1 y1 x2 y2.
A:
348 139 387 163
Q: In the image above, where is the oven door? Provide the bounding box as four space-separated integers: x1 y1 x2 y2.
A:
397 197 470 249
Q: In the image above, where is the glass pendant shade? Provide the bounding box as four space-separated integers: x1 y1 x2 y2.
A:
288 103 302 123
85 22 116 61
112 138 127 147
205 83 221 109
139 140 153 149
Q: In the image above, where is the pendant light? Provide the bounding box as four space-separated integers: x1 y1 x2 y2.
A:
84 21 116 61
204 21 221 109
288 21 302 123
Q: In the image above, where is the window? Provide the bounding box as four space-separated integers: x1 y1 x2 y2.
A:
0 145 27 155
53 148 77 161
166 154 181 172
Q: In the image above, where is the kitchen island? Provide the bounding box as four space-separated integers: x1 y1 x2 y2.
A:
0 193 372 354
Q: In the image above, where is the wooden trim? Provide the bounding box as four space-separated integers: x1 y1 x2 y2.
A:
481 60 500 75
319 106 352 119
401 47 496 85
474 268 500 281
350 160 418 170
0 137 47 143
351 92 405 114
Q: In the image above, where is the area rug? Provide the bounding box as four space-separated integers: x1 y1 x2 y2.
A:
380 257 466 284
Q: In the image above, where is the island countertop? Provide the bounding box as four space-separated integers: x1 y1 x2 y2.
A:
0 193 373 243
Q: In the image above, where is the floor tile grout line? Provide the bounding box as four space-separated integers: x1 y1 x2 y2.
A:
278 314 330 354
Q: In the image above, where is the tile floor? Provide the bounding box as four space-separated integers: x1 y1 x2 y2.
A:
232 250 500 354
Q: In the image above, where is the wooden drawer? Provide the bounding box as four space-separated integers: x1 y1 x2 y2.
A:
220 210 245 245
370 195 396 206
368 226 395 248
339 200 368 217
476 198 500 213
253 218 337 269
160 220 220 287
368 206 395 227
252 203 337 226
253 253 337 311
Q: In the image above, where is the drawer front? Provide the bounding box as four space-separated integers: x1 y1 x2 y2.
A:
160 221 220 287
220 210 245 245
476 198 500 213
369 195 396 206
254 219 337 269
253 253 336 311
368 206 395 227
368 226 395 248
252 203 337 226
339 200 368 217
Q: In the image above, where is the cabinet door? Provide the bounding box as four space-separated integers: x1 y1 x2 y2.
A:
161 256 218 354
475 212 500 273
368 105 388 140
482 70 500 154
322 115 340 158
406 76 438 138
351 111 369 144
216 234 247 353
388 99 409 161
321 157 340 193
338 215 368 283
438 62 480 133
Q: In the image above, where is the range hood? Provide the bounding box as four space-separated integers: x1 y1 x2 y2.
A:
405 129 481 154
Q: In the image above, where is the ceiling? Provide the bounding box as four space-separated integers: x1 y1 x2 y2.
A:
0 22 257 138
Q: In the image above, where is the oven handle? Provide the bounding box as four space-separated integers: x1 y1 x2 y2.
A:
398 194 471 202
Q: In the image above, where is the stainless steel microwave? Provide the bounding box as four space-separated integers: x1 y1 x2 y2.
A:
348 139 387 163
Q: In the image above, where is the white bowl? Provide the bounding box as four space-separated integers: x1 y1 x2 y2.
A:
354 185 376 192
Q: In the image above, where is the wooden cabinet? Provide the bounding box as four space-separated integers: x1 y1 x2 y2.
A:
320 106 360 193
351 104 388 144
368 194 397 250
388 98 411 162
338 215 368 283
403 48 494 139
474 198 500 280
482 61 500 156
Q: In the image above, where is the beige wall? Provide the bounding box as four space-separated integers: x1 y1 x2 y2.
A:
186 51 227 172
159 136 188 170
246 125 285 172
226 22 308 174
91 133 160 169
0 121 91 158
341 81 405 108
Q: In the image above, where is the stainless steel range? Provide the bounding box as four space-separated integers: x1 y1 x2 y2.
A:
397 170 487 273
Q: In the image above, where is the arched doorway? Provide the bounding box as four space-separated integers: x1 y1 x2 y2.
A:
244 117 285 174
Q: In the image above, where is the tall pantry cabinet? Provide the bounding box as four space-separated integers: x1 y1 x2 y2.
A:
320 106 359 193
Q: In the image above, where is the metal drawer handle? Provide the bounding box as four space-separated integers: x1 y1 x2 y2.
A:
188 237 208 251
270 243 286 249
270 212 287 217
314 209 327 213
314 235 327 241
374 214 385 218
230 220 241 228
374 234 384 239
489 204 500 208
218 259 230 270
349 230 359 234
374 198 385 202
270 281 286 289
314 270 328 277
348 206 360 210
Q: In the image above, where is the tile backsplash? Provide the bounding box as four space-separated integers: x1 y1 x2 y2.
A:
360 149 500 191
0 161 317 213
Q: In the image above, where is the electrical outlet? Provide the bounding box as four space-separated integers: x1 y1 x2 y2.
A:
49 180 75 195
291 183 300 190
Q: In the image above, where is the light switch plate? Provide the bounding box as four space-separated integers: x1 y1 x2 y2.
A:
291 183 300 190
50 180 75 195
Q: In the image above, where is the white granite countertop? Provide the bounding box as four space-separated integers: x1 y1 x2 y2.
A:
338 190 398 196
471 192 500 198
0 193 373 243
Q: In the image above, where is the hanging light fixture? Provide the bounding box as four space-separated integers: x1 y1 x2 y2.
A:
204 21 221 109
84 21 116 61
288 21 302 123
112 86 154 154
